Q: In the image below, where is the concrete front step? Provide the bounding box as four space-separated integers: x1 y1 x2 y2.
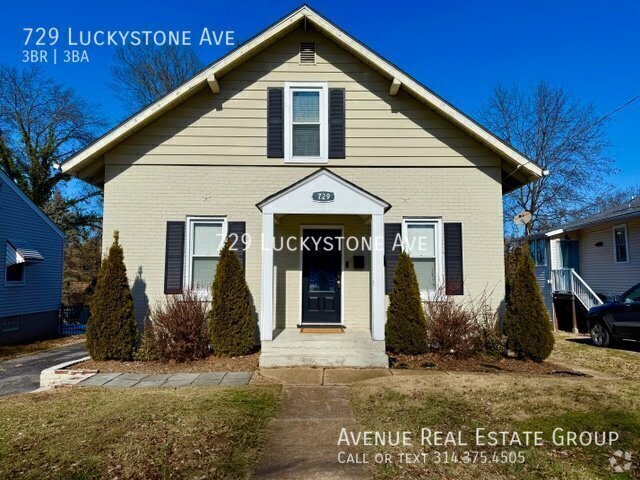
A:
260 328 389 367
260 328 389 368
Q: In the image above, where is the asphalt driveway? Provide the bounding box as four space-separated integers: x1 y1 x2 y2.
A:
0 343 87 397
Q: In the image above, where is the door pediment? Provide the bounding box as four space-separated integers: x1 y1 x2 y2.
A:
257 168 390 215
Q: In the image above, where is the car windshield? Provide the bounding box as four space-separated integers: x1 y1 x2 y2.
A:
622 284 640 303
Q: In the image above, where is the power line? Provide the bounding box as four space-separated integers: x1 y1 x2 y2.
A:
598 93 640 123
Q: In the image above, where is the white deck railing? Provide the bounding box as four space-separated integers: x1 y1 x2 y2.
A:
551 268 603 311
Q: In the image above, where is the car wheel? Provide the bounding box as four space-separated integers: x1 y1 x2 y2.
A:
590 322 610 347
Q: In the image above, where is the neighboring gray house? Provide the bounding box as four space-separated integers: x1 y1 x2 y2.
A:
528 198 640 332
0 169 64 345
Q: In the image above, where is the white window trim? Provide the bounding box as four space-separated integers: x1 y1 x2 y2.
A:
5 242 26 286
402 217 444 300
184 216 228 297
5 262 26 287
284 82 328 163
613 224 630 264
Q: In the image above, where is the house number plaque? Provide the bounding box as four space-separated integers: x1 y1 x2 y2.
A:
312 191 335 202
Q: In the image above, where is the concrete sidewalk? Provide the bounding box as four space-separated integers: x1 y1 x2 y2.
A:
254 385 365 480
77 371 253 388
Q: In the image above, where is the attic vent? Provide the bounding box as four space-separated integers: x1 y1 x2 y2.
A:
299 42 316 64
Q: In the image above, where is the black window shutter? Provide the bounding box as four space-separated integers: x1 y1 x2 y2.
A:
228 221 246 270
267 88 284 158
384 223 402 294
444 223 464 295
328 88 345 159
164 221 185 294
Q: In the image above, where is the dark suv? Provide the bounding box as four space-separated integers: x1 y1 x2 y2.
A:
588 283 640 347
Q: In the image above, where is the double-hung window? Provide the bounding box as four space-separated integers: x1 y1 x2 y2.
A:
403 219 443 297
284 83 327 162
185 217 227 293
613 224 629 263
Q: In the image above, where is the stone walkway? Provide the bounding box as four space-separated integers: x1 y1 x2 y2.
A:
77 371 253 388
254 385 365 480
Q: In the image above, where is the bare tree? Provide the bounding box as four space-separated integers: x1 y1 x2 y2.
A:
110 45 202 111
578 185 640 217
0 65 104 214
479 82 612 235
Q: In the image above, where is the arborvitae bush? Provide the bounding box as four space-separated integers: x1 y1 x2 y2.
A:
138 290 209 362
385 252 429 354
504 245 554 361
86 231 139 360
210 238 255 356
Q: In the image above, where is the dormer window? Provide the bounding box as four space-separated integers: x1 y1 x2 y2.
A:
284 82 328 163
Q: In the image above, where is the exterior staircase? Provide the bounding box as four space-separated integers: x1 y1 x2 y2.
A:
551 268 603 311
259 328 389 368
551 268 603 333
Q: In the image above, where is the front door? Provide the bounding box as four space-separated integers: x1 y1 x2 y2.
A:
302 229 342 324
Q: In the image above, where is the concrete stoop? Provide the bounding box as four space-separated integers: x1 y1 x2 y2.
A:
260 329 389 368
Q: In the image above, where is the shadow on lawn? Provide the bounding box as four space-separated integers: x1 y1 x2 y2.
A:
564 336 640 354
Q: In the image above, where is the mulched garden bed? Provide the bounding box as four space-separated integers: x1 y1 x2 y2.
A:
68 352 260 373
389 352 586 376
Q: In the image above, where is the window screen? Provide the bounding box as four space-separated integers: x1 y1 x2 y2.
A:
406 222 438 293
292 90 320 157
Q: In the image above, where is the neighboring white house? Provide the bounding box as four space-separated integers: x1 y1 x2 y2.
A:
0 169 64 345
60 5 542 367
528 197 640 332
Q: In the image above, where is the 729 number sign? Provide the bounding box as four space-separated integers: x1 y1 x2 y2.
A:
312 191 335 202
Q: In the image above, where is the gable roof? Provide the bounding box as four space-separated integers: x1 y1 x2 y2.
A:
61 4 544 189
546 198 640 236
257 167 391 212
0 169 65 239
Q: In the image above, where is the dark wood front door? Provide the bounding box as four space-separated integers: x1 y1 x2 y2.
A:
302 229 342 324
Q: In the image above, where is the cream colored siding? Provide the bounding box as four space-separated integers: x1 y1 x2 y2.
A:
578 218 640 297
103 165 504 322
107 28 501 169
273 215 371 329
101 26 507 327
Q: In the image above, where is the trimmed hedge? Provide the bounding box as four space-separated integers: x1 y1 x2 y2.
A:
210 238 255 356
504 245 554 361
86 231 139 360
385 252 428 354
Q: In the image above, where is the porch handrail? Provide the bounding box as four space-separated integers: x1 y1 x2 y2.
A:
551 268 572 293
570 269 603 310
551 268 603 311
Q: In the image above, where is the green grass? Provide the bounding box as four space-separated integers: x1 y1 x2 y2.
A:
0 386 280 479
350 335 640 480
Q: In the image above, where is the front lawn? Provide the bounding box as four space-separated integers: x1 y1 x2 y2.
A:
351 334 640 479
549 333 640 380
0 335 85 362
0 386 280 479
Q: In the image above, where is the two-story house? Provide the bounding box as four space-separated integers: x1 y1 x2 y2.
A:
61 5 542 367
